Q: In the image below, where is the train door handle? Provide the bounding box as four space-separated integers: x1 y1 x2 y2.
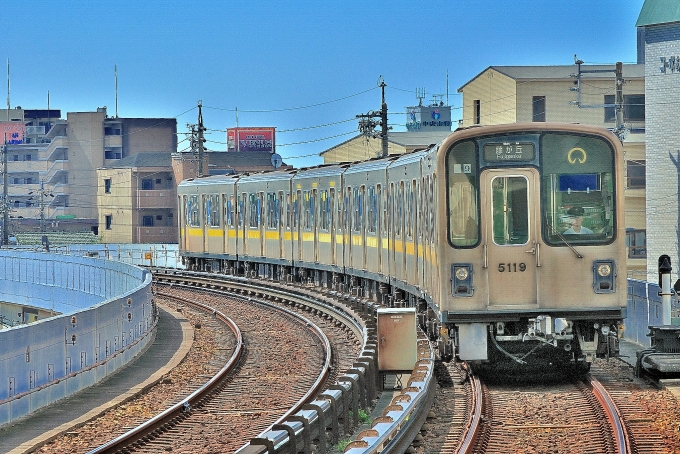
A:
525 246 536 254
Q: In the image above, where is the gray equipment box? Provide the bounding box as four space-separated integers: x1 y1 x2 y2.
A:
377 307 417 371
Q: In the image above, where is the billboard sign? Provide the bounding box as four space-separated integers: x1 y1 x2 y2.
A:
1 122 25 144
227 127 276 153
405 106 452 132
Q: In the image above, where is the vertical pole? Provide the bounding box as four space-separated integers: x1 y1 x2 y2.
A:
615 62 624 133
659 255 673 325
380 81 388 158
197 101 204 177
40 180 45 232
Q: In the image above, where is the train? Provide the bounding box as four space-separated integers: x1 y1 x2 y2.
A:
178 123 626 371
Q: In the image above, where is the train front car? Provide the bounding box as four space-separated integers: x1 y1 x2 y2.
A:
437 123 626 371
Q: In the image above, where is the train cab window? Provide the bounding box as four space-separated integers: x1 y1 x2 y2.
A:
491 176 528 245
207 194 220 227
541 133 616 245
446 141 479 247
188 195 200 227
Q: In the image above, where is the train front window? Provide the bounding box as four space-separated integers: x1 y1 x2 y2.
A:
446 141 479 247
491 176 528 245
541 134 615 245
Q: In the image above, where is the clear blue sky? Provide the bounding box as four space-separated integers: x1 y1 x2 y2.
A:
1 0 645 168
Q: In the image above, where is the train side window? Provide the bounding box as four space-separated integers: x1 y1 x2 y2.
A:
249 193 259 228
278 191 284 230
207 194 220 227
293 191 300 229
397 181 404 237
541 133 616 245
286 193 292 228
320 190 329 231
446 141 479 247
267 192 277 229
188 195 200 227
367 185 377 234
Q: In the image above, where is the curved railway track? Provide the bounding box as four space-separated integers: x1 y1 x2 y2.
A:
34 273 366 454
421 360 679 454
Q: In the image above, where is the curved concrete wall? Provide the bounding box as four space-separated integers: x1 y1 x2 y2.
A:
0 251 154 426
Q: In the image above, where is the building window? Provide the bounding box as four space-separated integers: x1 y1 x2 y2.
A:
104 126 121 135
473 100 481 125
604 94 645 122
141 179 153 190
626 160 645 188
532 96 546 122
105 215 112 230
142 216 154 227
104 179 111 194
626 229 646 258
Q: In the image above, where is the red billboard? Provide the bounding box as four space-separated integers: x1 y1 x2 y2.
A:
227 127 275 153
1 122 25 144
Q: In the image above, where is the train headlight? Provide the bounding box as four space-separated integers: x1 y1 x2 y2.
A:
451 264 473 297
455 267 469 281
593 260 615 294
597 263 612 277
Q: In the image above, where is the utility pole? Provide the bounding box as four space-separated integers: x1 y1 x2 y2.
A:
197 100 206 177
570 56 627 141
615 62 624 135
356 78 391 158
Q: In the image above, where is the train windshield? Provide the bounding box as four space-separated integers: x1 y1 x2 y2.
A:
447 141 479 247
541 133 616 245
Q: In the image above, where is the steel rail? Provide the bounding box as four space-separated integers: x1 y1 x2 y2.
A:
87 292 244 454
586 374 632 454
457 363 484 454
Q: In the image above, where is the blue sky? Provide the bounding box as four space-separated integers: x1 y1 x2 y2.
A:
2 0 645 168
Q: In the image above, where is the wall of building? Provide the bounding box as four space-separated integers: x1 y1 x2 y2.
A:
67 111 106 221
98 168 134 243
644 23 680 282
122 118 177 156
0 251 154 426
322 136 405 165
459 69 516 126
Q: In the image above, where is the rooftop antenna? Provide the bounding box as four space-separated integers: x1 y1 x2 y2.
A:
416 87 426 106
446 70 449 106
114 65 118 118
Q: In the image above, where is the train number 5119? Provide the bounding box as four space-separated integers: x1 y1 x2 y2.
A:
498 263 526 272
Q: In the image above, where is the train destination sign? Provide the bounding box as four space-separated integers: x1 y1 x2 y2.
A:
483 142 534 162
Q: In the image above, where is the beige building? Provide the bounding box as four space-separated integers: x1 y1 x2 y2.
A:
458 64 646 277
97 152 177 244
320 130 453 164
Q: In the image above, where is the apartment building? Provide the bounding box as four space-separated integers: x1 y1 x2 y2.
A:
457 64 646 277
1 107 177 241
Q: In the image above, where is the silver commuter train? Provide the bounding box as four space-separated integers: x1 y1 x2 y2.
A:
178 123 626 370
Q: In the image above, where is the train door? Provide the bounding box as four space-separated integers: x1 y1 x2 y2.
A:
312 188 318 263
376 184 382 273
360 185 366 270
296 189 302 261
481 169 539 306
346 186 353 266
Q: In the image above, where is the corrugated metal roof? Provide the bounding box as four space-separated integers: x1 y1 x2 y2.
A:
319 131 452 156
458 64 644 91
636 0 680 27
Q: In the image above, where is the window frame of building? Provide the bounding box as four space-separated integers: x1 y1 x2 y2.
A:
141 179 154 190
104 179 111 194
473 100 481 125
626 160 646 189
532 96 546 122
604 94 645 122
142 216 154 227
626 229 646 258
105 215 113 230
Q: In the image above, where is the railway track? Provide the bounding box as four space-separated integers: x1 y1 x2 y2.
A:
420 359 680 454
34 273 364 453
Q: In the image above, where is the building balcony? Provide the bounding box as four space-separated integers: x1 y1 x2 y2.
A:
136 226 177 244
136 190 176 209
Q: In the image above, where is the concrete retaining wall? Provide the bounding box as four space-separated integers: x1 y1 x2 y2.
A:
0 251 154 426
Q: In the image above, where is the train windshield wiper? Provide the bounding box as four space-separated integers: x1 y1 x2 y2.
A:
547 220 583 259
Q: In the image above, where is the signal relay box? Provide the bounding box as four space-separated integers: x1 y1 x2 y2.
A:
377 307 417 372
